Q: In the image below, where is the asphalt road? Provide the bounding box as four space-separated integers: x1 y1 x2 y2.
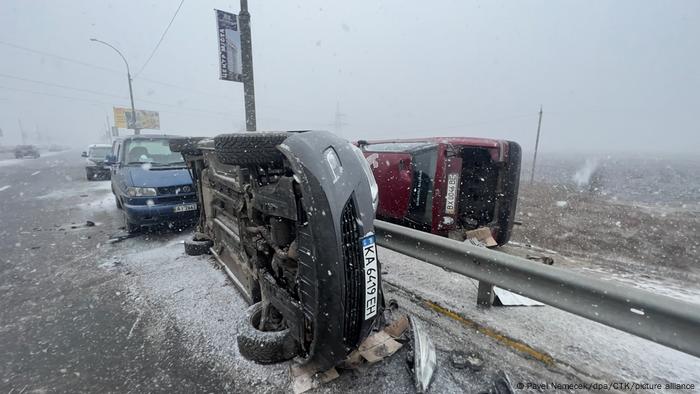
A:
0 151 230 393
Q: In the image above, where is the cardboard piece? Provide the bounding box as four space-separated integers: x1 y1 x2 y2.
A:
464 227 497 248
358 330 403 363
291 316 407 392
291 364 340 394
384 315 410 339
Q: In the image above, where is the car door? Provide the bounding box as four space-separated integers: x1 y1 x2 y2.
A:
110 140 125 197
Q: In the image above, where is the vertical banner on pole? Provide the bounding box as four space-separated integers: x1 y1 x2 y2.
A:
215 9 243 83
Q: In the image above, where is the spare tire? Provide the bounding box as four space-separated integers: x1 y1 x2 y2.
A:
170 137 204 155
237 302 298 364
184 239 212 256
214 133 288 166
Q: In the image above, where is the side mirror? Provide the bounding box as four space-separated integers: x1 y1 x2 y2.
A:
81 151 88 157
104 154 117 165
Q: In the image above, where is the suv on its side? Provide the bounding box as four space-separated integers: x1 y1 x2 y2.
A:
82 144 113 180
14 145 40 159
108 135 198 233
173 131 383 372
358 137 521 246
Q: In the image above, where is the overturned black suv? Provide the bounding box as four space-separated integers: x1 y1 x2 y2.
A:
172 130 383 371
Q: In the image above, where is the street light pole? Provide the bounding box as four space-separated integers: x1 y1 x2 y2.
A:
239 0 257 131
90 38 140 135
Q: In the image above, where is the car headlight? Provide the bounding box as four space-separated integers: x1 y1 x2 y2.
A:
350 145 379 211
323 147 343 183
127 187 157 197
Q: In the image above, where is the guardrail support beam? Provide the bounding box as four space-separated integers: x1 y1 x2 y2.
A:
477 281 495 307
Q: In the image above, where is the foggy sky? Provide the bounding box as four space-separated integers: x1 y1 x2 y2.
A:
0 0 698 153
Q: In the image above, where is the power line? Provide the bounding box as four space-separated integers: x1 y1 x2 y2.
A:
0 84 235 119
0 40 121 74
0 39 236 101
0 72 125 100
0 39 324 115
135 0 186 77
0 71 239 117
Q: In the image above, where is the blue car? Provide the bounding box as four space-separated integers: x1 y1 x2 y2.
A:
108 135 199 233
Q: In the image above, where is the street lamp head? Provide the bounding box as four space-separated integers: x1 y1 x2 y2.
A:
89 38 97 42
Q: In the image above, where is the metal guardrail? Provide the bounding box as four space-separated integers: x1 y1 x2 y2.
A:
374 220 700 359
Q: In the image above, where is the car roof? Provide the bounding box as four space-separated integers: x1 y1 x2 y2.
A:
360 137 505 149
88 144 112 148
119 134 184 141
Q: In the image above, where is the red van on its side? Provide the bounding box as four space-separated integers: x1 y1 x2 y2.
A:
358 137 521 246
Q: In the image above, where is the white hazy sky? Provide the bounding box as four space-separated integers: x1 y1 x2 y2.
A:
0 0 698 153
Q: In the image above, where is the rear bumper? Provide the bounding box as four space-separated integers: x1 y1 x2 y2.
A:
123 202 199 226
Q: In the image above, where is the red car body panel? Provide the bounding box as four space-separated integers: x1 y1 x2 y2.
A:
365 151 413 219
359 137 521 245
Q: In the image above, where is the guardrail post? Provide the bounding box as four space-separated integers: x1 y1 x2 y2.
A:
477 281 495 307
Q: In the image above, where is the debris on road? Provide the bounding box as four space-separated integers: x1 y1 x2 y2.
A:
493 287 544 307
450 350 484 371
478 370 514 394
291 364 340 394
526 254 554 265
465 227 498 248
357 330 403 363
407 315 437 393
293 314 409 393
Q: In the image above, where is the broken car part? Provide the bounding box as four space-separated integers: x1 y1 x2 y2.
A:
407 315 437 393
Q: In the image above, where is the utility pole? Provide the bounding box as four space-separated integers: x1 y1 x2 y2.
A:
90 38 140 135
529 105 543 185
239 0 257 131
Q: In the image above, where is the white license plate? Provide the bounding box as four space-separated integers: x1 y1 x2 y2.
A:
174 203 197 213
445 173 459 214
362 234 379 320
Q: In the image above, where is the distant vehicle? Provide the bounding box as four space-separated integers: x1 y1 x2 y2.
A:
81 144 112 181
358 137 521 246
14 145 40 159
108 135 198 233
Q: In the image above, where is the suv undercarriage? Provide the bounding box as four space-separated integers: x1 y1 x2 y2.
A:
173 131 384 371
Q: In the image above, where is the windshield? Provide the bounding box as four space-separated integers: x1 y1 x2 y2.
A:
123 138 184 166
88 147 111 159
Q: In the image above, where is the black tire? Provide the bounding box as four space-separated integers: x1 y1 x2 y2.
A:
170 137 204 155
115 195 122 209
237 302 298 364
184 239 212 256
86 168 94 181
123 211 138 233
214 133 288 166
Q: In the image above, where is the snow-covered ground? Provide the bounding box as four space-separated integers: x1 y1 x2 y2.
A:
380 246 700 389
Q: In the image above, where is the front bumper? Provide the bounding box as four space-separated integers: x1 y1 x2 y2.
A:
86 165 110 173
123 202 199 226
